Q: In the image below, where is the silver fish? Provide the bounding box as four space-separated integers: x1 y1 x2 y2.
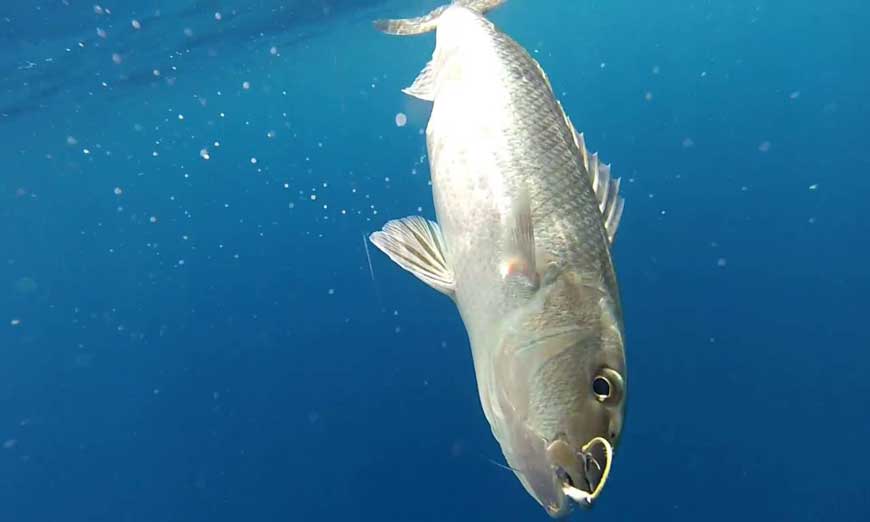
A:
370 1 627 516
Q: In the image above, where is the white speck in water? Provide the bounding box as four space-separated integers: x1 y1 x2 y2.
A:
82 148 91 155
758 141 771 152
310 194 317 201
97 27 107 38
113 187 122 195
267 130 276 139
10 319 21 326
149 216 157 223
66 136 78 145
131 19 141 30
789 91 801 99
395 112 407 127
327 288 335 295
178 114 184 121
270 46 278 55
111 52 122 64
200 149 210 160
808 184 818 191
644 91 653 101
242 81 250 90
717 258 727 267
214 12 222 21
250 157 257 164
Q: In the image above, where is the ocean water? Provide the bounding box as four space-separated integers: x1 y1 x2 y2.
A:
1 1 868 521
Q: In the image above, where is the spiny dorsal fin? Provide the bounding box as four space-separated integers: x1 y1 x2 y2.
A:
561 108 625 244
369 216 455 297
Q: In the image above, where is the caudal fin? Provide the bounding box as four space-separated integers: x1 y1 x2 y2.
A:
374 0 507 36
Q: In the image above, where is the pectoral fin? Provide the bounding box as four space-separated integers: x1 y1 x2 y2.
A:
370 216 455 297
500 192 540 291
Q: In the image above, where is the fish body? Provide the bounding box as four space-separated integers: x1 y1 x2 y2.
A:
370 2 627 516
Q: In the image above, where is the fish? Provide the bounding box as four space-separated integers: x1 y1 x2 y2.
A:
369 1 627 517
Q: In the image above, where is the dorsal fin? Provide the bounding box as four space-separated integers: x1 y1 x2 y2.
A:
561 108 625 244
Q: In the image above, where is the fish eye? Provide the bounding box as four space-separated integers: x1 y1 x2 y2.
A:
591 368 624 404
592 376 611 400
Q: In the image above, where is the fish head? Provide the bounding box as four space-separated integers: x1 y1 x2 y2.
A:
491 274 626 517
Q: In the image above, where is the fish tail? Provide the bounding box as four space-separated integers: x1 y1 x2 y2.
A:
373 0 507 35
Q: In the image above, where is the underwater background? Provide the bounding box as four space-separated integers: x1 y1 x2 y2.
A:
1 0 868 520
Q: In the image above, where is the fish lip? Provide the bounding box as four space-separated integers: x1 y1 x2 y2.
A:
544 499 571 518
549 436 614 513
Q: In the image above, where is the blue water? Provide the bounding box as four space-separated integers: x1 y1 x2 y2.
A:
1 1 868 520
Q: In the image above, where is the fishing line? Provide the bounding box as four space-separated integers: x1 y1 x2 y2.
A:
362 232 385 313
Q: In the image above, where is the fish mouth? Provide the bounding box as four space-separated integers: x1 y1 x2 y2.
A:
551 437 614 511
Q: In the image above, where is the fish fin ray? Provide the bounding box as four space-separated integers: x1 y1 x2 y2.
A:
373 5 447 35
369 216 455 297
502 192 538 286
373 1 506 36
402 60 436 101
459 0 509 14
562 111 626 245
